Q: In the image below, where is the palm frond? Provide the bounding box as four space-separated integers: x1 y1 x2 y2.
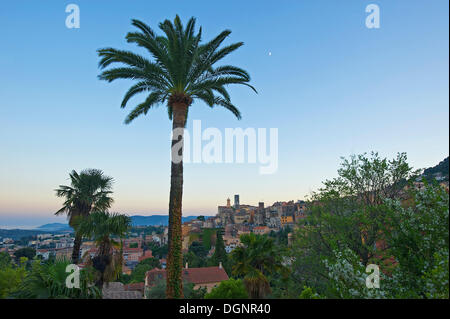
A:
98 16 256 122
124 92 162 124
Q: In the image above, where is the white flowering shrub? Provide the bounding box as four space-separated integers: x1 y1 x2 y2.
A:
323 248 387 299
324 182 449 299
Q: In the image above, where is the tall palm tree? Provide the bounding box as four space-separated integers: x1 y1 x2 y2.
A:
75 211 131 289
97 15 256 298
55 169 114 264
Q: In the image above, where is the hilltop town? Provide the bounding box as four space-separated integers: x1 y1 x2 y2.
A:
0 195 306 298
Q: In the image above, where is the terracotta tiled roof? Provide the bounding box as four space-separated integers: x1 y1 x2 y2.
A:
123 247 143 252
184 267 229 284
146 266 228 286
124 282 145 293
102 282 142 299
138 250 153 261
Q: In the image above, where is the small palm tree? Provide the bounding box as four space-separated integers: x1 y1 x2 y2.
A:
97 15 256 298
12 258 101 299
75 211 131 289
231 233 285 298
55 169 114 264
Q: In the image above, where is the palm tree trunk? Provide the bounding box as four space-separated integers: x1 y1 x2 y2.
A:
72 233 82 264
166 102 187 299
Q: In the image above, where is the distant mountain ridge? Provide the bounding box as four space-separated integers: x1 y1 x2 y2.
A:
130 215 200 226
37 223 72 231
34 215 202 230
0 228 53 240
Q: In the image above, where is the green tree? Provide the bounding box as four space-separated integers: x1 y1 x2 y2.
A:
146 278 206 299
98 16 255 298
13 247 35 264
210 228 230 274
130 257 161 283
183 251 207 268
189 241 208 258
186 284 207 299
205 278 248 299
148 242 168 259
298 286 321 299
118 273 131 284
290 152 416 297
0 259 26 298
55 169 114 263
75 211 131 289
382 181 449 298
0 252 12 269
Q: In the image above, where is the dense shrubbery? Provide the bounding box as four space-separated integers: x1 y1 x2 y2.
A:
204 278 248 299
145 279 207 299
287 152 449 299
0 256 101 299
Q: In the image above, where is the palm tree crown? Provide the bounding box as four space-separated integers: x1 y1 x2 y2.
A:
55 169 114 223
97 15 256 124
75 211 131 288
55 169 114 263
231 233 286 298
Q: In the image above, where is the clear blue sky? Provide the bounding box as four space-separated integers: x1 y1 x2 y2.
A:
0 0 448 227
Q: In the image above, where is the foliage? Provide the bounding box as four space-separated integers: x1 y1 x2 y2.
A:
422 157 449 182
382 181 449 298
210 228 231 275
298 286 321 299
75 211 131 288
231 233 287 298
97 15 256 125
97 15 256 298
323 248 386 298
204 278 248 299
290 152 449 299
130 257 161 283
145 279 206 299
147 242 168 259
145 279 166 299
183 251 207 268
55 168 114 263
184 282 207 299
0 252 12 268
268 226 291 247
201 228 217 251
55 169 114 224
11 259 100 299
13 247 36 264
0 258 26 298
189 241 208 258
290 152 416 298
118 273 132 284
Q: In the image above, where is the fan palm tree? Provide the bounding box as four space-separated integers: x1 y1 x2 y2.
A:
75 211 131 289
55 169 114 264
12 258 101 299
231 233 285 298
97 15 256 298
